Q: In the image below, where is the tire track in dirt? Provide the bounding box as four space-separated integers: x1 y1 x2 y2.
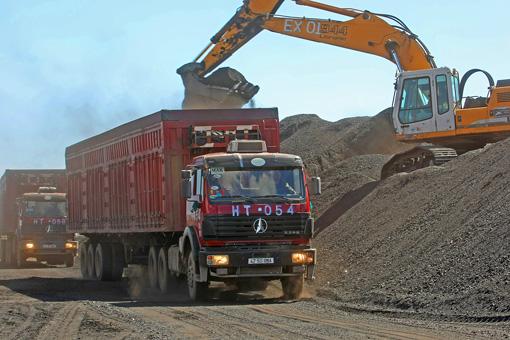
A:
250 305 449 339
5 305 38 340
128 306 209 338
36 302 83 340
194 305 320 339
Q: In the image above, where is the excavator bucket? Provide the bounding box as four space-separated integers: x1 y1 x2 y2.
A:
177 63 259 109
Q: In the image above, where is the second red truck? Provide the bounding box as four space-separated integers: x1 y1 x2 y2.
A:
66 108 319 300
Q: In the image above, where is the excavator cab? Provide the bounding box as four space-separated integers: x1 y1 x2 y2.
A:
392 67 460 139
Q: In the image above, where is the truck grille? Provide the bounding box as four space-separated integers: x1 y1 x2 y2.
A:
202 214 311 240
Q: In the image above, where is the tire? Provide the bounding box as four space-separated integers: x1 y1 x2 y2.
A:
64 255 74 268
110 243 125 281
148 246 159 290
15 244 25 268
86 243 96 279
79 243 89 278
186 252 208 301
281 275 304 300
95 243 113 281
158 247 170 293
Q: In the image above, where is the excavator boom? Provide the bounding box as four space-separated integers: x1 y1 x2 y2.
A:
179 1 510 180
179 0 435 109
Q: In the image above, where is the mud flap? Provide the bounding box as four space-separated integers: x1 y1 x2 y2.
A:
177 62 259 109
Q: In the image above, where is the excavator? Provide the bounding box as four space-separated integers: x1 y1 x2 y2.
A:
177 0 510 179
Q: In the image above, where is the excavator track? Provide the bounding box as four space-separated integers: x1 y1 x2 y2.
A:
381 146 458 180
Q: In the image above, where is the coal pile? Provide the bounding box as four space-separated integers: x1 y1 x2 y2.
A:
314 139 510 318
280 108 409 177
281 108 408 213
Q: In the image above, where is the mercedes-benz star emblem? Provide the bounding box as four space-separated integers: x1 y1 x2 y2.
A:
253 218 268 234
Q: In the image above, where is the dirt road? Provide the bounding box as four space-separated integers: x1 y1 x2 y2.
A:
1 264 509 339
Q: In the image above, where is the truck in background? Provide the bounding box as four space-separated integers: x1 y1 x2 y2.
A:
0 170 76 267
66 108 320 300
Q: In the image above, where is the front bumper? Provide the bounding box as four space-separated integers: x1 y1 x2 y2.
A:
199 247 316 281
19 239 77 257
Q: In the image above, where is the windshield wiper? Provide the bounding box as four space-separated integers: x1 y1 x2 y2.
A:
253 195 302 203
215 195 255 203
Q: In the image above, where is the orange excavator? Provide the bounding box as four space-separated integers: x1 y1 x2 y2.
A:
178 0 510 178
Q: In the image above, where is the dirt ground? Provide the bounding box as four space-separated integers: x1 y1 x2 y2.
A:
1 263 509 339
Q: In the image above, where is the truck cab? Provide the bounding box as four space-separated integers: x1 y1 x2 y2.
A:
181 139 319 299
15 187 76 267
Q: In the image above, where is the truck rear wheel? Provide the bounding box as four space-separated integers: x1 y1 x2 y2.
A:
186 252 208 301
148 246 159 290
95 243 113 281
79 243 89 278
86 243 96 279
158 247 170 293
281 275 304 300
110 243 124 281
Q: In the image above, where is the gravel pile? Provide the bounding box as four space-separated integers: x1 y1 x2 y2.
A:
281 108 409 177
313 139 510 318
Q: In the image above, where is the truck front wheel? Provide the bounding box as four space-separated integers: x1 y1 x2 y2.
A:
186 252 207 301
281 275 304 300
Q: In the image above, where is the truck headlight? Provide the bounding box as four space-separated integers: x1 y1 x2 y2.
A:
292 252 314 265
207 255 229 266
25 242 35 249
65 242 77 249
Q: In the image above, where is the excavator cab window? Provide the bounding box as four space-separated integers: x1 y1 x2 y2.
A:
398 77 433 124
436 75 449 114
451 74 461 106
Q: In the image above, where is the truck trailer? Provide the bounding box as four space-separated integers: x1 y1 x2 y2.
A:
66 108 319 300
0 170 76 267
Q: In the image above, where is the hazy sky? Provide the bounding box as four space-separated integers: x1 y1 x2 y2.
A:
0 1 508 173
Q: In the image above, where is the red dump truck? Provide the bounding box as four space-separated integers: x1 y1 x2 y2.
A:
66 108 320 300
0 170 76 267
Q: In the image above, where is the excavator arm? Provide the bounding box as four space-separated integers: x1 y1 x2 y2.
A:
178 0 436 108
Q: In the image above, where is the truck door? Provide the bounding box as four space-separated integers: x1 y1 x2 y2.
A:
186 169 203 224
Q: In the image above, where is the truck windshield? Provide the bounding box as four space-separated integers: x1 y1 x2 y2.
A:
24 201 67 217
207 168 305 202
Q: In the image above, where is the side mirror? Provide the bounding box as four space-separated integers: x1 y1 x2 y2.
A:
181 170 192 180
182 180 192 199
181 170 193 199
310 177 321 195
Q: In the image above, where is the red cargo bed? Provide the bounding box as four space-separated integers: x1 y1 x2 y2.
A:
65 108 280 234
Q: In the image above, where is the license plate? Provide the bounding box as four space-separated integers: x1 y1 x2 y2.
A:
248 257 274 265
42 244 56 249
